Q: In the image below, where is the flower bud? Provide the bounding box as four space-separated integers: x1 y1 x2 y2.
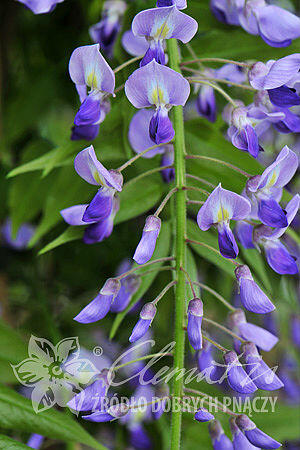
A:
133 215 161 265
129 303 157 343
187 298 203 350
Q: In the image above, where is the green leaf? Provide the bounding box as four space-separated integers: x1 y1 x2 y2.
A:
115 176 163 224
0 384 106 450
0 319 27 364
38 227 84 256
109 221 172 340
187 220 238 277
0 434 31 449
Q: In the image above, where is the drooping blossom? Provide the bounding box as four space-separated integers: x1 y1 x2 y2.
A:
125 59 190 144
187 298 203 350
89 1 127 58
210 0 241 25
196 340 225 384
234 265 275 314
223 350 257 394
61 146 122 244
245 146 298 227
197 183 251 259
16 0 64 14
128 109 175 182
249 54 300 108
208 419 234 450
74 278 121 323
1 219 35 250
227 106 261 158
196 65 246 123
129 303 157 343
69 45 115 141
132 5 198 66
253 194 300 275
110 260 141 313
194 407 214 423
238 0 300 48
27 434 44 449
228 309 278 352
241 342 284 391
229 417 259 450
133 215 161 264
236 414 281 449
83 402 129 422
68 369 110 412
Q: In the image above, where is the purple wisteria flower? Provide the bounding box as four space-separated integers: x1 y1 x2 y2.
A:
132 5 198 66
223 350 257 394
68 369 110 412
69 44 115 141
246 146 298 228
197 183 251 259
133 215 161 264
122 30 149 57
235 221 255 249
208 419 234 450
110 261 141 313
125 59 190 145
196 65 246 123
129 303 157 343
74 278 121 323
128 109 175 183
16 0 64 14
210 0 241 25
249 54 300 108
236 414 281 449
228 309 278 352
253 195 300 275
89 1 127 58
83 402 129 422
229 417 259 450
27 434 44 449
194 407 214 423
187 298 203 350
196 340 224 383
61 146 122 244
238 0 300 48
241 342 284 391
1 219 35 250
234 265 275 314
227 106 261 158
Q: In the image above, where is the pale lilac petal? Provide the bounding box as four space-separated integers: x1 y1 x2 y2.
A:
60 205 90 226
133 215 161 265
125 59 190 108
210 0 241 25
197 184 251 230
239 322 278 351
69 44 115 94
128 109 164 156
256 146 298 191
235 222 255 249
257 5 300 47
74 145 123 191
249 55 300 90
239 278 275 314
121 30 149 56
215 64 246 84
27 434 44 449
132 6 198 43
17 0 64 14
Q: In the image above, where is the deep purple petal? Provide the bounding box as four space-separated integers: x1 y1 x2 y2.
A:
149 108 174 144
140 40 166 67
133 215 161 264
82 189 113 223
82 411 114 422
74 293 113 323
195 407 214 422
239 278 275 314
218 223 239 259
268 86 300 108
244 355 283 391
67 378 107 411
157 0 187 9
129 423 152 449
257 197 288 228
196 85 217 123
129 109 165 155
187 313 203 350
264 240 298 275
110 275 141 313
161 145 175 183
239 322 278 351
129 318 152 343
235 222 255 249
244 428 281 449
60 205 90 226
74 95 101 126
71 124 100 141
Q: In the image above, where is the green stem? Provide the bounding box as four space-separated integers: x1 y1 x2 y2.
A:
203 317 245 342
167 38 187 450
116 256 175 280
112 352 173 371
118 142 172 172
185 154 251 177
191 280 235 311
152 280 178 305
181 57 249 68
113 56 142 74
188 79 237 107
154 187 178 216
124 165 173 188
